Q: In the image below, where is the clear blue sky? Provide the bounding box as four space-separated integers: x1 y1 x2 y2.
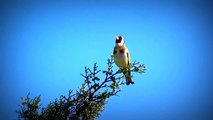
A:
1 0 213 119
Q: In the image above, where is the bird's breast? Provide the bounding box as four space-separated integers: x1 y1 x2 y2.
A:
113 51 128 68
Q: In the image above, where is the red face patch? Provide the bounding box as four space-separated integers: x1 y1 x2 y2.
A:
116 36 122 43
116 39 122 43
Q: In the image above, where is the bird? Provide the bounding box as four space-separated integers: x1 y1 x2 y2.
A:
113 36 134 85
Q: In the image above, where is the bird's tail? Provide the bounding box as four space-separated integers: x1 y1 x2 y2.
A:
123 70 134 85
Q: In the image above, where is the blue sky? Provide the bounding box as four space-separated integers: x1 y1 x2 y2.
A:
0 0 213 119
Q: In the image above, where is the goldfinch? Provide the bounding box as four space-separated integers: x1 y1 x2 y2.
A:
113 36 134 85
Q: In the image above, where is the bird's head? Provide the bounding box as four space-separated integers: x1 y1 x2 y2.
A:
115 36 124 46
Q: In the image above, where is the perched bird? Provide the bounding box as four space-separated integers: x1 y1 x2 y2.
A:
113 36 134 85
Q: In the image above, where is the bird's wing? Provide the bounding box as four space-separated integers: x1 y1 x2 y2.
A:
126 52 130 66
113 46 117 55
